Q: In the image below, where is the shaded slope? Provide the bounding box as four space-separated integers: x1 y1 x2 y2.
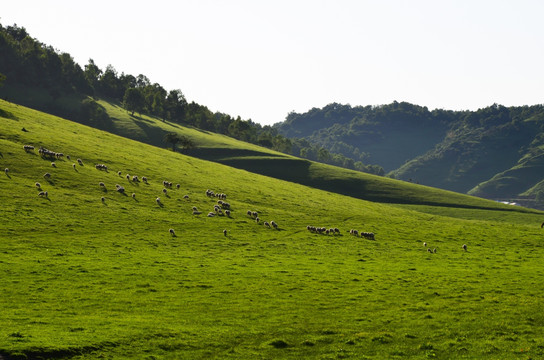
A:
90 100 522 210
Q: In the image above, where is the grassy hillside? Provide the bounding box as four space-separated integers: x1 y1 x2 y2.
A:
91 100 523 211
2 100 544 359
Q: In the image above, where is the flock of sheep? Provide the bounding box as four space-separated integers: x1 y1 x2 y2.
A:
8 144 474 252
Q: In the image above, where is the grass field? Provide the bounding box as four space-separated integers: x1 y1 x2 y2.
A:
1 100 544 359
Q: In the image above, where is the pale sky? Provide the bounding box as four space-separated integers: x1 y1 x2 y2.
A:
2 0 543 125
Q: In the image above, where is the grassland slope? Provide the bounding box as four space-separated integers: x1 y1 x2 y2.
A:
1 100 544 359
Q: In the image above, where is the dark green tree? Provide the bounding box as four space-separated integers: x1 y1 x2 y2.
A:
123 87 144 116
164 132 181 152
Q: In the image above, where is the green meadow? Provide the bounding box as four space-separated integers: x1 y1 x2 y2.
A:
1 99 544 359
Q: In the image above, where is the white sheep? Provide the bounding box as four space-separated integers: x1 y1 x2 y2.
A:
101 196 105 203
169 228 176 237
43 173 51 179
38 191 48 197
462 244 467 251
223 229 227 236
132 193 136 199
35 182 41 188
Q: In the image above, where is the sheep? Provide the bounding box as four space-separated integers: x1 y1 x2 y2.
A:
462 244 467 251
101 196 105 203
223 229 227 236
43 173 51 179
23 145 35 152
99 182 105 187
423 242 427 247
132 193 136 199
126 174 130 180
433 248 437 253
95 164 108 171
132 175 139 182
35 182 41 189
176 184 180 189
192 210 201 215
156 197 161 205
162 188 167 195
142 176 148 183
264 221 270 228
55 153 64 159
271 221 278 229
116 185 125 193
192 206 198 211
207 212 216 217
183 195 189 199
252 211 258 218
51 162 56 167
361 232 375 240
255 217 260 223
38 191 48 197
72 163 76 170
4 168 9 174
117 171 122 176
77 159 83 165
66 155 71 160
169 228 176 237
225 209 231 217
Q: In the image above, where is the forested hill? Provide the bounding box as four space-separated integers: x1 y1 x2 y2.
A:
0 23 382 176
274 102 544 209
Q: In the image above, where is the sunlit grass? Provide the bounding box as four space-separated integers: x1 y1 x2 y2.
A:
1 100 544 359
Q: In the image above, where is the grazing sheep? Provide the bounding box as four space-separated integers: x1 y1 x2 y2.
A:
192 210 201 215
183 195 189 199
271 221 278 229
223 229 227 236
101 196 105 203
142 176 148 183
35 182 41 189
225 209 231 217
51 162 56 167
361 232 375 240
38 191 48 197
423 242 427 247
132 193 136 199
433 248 437 253
255 217 260 223
132 175 139 182
334 228 340 234
252 211 258 218
4 168 9 174
169 228 176 237
192 206 198 211
77 159 83 165
66 155 70 160
162 188 167 194
462 244 467 251
427 248 433 253
72 163 76 170
99 182 105 187
117 171 122 176
207 212 216 217
23 145 35 152
264 221 270 228
126 174 130 180
43 173 51 179
156 197 161 205
116 185 125 193
176 184 180 189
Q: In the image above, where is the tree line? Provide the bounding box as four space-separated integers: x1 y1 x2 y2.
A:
0 23 384 175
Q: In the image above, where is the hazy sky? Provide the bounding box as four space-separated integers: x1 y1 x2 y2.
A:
2 0 543 125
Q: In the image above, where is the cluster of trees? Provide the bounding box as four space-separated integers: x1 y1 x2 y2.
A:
0 23 384 176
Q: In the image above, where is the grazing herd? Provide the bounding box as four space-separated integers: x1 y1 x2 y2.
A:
6 142 475 253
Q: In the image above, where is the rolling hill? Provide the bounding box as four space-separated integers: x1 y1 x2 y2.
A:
1 100 544 359
275 102 544 209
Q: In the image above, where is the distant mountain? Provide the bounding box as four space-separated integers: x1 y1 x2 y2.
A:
275 102 544 209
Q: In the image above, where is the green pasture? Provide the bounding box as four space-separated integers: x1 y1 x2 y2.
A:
1 100 544 359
